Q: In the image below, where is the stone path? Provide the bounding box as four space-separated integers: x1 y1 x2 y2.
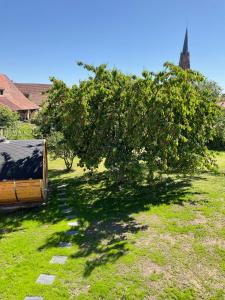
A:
57 184 68 189
65 230 78 236
25 297 43 300
58 203 68 208
62 208 73 214
58 197 67 202
58 192 66 196
50 256 68 264
68 221 79 227
66 214 77 220
25 184 79 300
36 274 55 285
59 241 72 248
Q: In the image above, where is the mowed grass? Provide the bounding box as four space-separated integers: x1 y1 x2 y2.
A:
0 153 225 299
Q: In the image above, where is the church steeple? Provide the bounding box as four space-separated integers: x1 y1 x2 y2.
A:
179 29 190 69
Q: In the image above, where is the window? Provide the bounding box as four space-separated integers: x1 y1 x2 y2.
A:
0 89 4 95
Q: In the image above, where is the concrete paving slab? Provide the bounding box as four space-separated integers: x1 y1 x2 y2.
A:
58 242 72 248
58 203 68 208
65 230 78 236
62 208 73 214
57 184 68 189
36 274 55 285
66 215 77 220
68 221 79 227
24 297 43 300
50 256 68 264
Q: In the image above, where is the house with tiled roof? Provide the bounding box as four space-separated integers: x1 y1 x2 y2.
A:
0 74 40 120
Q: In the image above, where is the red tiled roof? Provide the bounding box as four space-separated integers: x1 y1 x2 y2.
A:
0 97 21 111
0 74 39 111
15 83 52 106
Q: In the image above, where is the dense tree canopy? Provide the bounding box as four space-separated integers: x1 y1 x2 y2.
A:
36 62 222 182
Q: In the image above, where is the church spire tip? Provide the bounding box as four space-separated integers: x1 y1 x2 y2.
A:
179 28 190 69
182 28 189 53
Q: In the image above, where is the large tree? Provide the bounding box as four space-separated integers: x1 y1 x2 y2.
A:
37 62 221 182
66 62 220 182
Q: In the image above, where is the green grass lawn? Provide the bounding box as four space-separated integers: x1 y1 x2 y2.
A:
0 153 225 299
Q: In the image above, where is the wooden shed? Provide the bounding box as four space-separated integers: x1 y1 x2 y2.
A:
0 138 48 206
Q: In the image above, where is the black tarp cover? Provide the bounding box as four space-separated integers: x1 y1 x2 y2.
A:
0 139 44 181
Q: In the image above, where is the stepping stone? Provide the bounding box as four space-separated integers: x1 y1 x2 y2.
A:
62 208 73 214
36 274 55 285
57 184 68 189
58 192 66 195
58 195 67 199
58 198 67 202
68 221 79 227
66 214 77 220
58 203 68 208
65 230 78 236
50 255 68 264
24 297 43 300
59 241 72 248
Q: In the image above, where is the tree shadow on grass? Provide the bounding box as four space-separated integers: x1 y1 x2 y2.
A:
0 167 208 274
34 172 207 276
0 188 66 240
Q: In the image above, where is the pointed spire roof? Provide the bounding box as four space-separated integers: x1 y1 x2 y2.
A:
182 28 188 53
179 28 190 70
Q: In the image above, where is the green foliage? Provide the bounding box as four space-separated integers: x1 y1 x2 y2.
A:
66 62 221 183
37 62 221 181
47 131 75 171
149 272 164 282
0 105 19 128
67 62 141 182
198 80 225 151
208 109 225 150
160 287 196 300
35 77 76 170
5 122 36 140
129 65 221 179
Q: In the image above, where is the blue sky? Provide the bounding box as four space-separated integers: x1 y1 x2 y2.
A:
1 0 225 89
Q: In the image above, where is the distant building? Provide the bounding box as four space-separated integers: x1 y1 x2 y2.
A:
0 74 51 120
15 83 52 107
0 74 39 120
179 29 190 70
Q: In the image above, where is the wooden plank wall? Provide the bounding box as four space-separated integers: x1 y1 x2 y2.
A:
0 180 43 204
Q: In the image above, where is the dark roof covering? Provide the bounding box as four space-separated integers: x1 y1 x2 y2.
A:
182 28 189 53
0 139 44 181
